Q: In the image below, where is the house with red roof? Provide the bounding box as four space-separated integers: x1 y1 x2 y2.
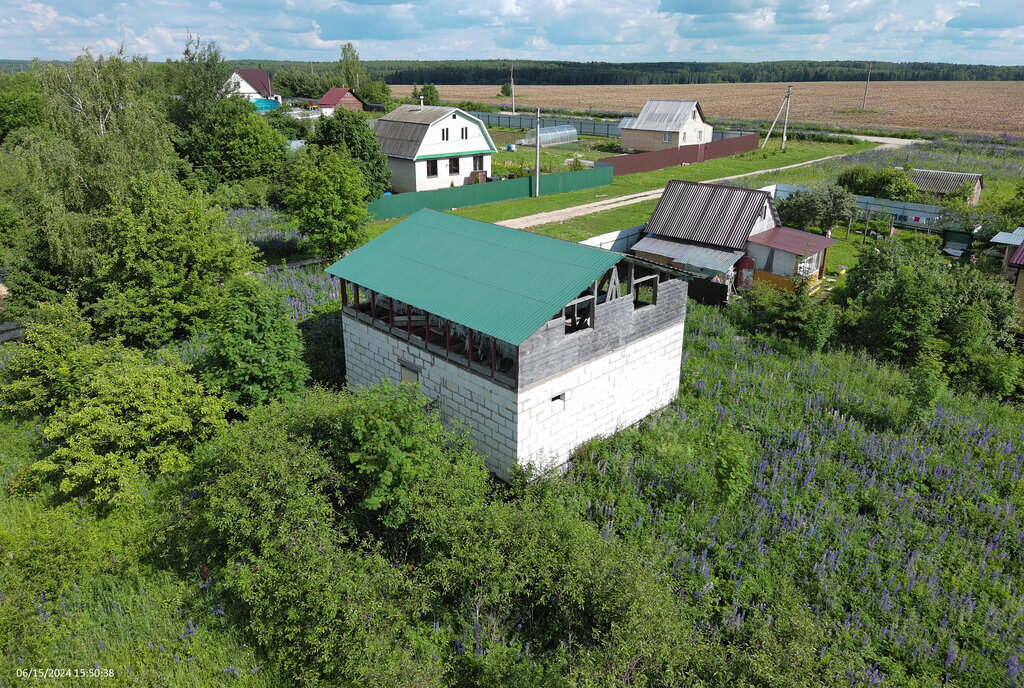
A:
317 88 365 116
223 69 282 104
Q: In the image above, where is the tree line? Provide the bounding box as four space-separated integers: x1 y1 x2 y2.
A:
224 58 1024 88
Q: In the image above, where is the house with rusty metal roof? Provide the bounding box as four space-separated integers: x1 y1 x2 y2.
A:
223 69 281 104
317 88 364 116
369 104 497 192
631 180 835 302
620 100 713 152
896 167 984 206
325 209 687 478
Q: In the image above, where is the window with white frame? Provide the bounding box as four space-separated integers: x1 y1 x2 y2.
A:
662 131 671 143
441 128 449 141
460 126 468 139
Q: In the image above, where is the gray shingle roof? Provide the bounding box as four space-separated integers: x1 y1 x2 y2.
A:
645 181 777 251
620 100 705 132
896 167 984 194
370 105 494 160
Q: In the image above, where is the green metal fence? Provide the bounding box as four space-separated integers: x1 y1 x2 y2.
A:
367 167 614 221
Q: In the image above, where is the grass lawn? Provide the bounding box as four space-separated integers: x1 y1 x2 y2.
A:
365 139 874 236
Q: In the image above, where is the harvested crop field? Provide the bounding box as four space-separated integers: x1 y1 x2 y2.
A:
391 81 1024 136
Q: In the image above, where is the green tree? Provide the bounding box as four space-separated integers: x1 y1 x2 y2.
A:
91 173 259 347
198 281 310 406
185 96 286 185
338 41 366 90
0 295 121 420
870 168 917 202
0 72 46 142
421 83 441 106
166 33 228 149
30 353 227 506
776 190 824 232
819 184 858 235
308 108 391 199
284 146 369 257
499 82 512 97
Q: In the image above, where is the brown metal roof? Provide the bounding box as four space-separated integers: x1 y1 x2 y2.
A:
318 88 364 108
1010 242 1024 269
746 226 837 257
645 181 777 251
235 69 275 98
897 167 984 194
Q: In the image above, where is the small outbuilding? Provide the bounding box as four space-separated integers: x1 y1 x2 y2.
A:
630 181 835 301
317 88 365 116
989 226 1024 272
326 209 688 478
223 69 282 104
370 105 498 192
620 100 713 152
897 167 984 206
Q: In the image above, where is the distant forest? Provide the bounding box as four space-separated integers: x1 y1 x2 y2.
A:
219 59 1024 86
4 57 1023 86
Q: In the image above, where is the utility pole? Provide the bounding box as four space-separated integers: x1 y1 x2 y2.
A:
781 84 793 150
510 61 516 115
761 87 791 150
534 107 541 198
862 61 872 110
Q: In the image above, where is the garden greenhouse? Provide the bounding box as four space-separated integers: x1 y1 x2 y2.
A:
516 125 579 147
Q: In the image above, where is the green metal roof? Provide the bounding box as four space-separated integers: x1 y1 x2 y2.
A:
325 209 622 346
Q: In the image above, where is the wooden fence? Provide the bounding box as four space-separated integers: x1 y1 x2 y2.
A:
595 134 760 176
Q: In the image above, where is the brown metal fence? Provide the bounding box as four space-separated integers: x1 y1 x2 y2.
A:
595 134 760 176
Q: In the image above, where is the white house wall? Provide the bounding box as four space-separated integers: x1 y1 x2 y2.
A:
224 73 261 100
416 112 494 160
342 315 519 479
747 198 777 238
517 321 685 472
407 155 493 192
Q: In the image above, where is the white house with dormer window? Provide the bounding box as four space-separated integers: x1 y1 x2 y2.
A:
369 105 498 192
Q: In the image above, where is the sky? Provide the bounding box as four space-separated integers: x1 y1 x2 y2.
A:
1 0 1022 65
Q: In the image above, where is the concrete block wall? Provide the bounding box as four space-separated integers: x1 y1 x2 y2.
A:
519 277 688 388
517 320 686 472
343 315 519 479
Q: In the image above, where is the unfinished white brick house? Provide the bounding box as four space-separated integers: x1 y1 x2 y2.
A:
326 209 687 479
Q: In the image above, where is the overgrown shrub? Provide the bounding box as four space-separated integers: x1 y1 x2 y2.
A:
198 281 309 406
29 354 227 505
0 295 121 420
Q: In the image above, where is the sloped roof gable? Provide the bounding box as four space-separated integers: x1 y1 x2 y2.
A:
234 69 275 98
318 88 364 107
620 100 706 132
645 181 777 251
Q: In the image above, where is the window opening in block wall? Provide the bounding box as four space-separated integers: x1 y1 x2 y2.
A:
400 362 419 384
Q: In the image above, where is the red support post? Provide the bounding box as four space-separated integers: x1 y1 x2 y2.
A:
515 347 519 389
354 283 360 315
341 281 348 307
370 291 376 326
